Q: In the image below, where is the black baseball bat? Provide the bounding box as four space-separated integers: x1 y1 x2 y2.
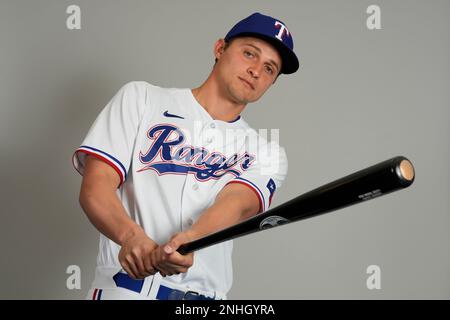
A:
177 156 415 255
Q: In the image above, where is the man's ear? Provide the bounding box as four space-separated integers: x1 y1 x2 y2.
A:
214 38 227 60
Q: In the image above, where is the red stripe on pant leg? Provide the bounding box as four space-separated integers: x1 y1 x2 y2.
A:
92 288 98 300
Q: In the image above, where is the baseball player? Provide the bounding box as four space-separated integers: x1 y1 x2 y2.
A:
73 12 299 300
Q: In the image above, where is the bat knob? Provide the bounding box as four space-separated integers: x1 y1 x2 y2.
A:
397 158 415 186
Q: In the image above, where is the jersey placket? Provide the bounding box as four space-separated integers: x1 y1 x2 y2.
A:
180 120 220 231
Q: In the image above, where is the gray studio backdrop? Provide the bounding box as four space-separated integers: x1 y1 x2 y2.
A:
0 0 448 299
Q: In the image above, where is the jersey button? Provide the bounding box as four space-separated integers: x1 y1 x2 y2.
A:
206 137 214 144
192 184 199 191
187 218 194 226
210 123 216 129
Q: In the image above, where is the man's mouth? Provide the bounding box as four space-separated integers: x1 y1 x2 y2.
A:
238 77 255 90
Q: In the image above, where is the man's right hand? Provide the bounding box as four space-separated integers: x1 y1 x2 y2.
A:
118 228 158 279
79 156 160 280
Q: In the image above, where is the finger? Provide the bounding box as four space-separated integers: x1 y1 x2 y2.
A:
159 260 187 270
121 262 137 280
164 237 182 254
153 246 186 276
150 248 169 276
155 256 176 276
128 248 150 278
164 244 174 254
157 260 189 276
144 254 158 275
125 256 141 279
155 262 171 277
164 252 194 268
155 262 169 277
134 255 150 278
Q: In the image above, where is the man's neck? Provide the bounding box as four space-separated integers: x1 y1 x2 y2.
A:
191 75 246 122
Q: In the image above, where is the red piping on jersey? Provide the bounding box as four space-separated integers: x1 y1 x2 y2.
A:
74 149 124 187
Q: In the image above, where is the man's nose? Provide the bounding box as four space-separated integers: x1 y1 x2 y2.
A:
247 64 260 79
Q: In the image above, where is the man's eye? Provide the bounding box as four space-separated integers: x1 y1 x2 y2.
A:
265 65 274 74
244 51 254 58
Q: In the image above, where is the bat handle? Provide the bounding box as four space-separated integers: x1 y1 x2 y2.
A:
177 244 190 255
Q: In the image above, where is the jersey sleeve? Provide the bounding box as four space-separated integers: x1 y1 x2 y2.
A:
226 141 288 214
72 81 148 187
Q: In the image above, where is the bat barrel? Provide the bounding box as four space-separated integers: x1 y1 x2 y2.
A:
177 156 415 255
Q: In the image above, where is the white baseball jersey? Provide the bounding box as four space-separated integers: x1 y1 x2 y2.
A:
72 81 288 298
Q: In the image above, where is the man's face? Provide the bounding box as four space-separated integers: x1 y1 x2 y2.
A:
214 36 282 105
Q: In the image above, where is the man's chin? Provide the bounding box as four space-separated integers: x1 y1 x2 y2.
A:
226 84 260 105
232 96 252 105
230 91 259 105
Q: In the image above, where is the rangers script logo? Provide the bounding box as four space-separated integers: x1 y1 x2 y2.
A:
138 124 255 181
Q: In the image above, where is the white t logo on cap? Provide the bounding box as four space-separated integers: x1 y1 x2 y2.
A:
274 21 290 41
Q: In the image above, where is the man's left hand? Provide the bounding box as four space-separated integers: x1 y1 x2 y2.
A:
150 232 194 277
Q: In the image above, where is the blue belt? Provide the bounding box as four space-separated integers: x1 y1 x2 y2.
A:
112 272 215 300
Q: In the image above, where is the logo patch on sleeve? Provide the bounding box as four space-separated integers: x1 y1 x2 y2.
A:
266 178 276 205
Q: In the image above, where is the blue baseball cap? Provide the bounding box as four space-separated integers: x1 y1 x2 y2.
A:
224 12 299 74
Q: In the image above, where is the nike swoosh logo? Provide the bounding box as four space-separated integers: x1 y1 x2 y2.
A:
163 110 185 119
